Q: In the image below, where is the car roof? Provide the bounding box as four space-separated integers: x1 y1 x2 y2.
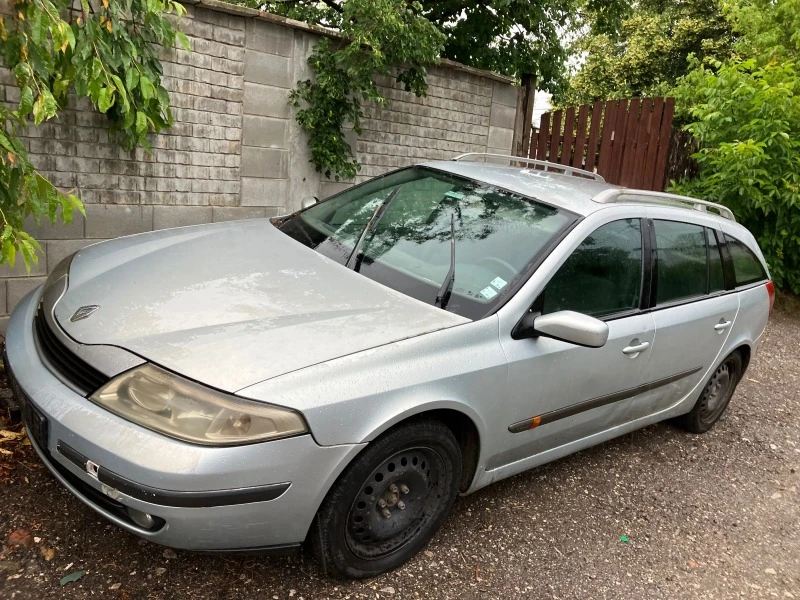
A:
420 160 612 216
419 160 737 229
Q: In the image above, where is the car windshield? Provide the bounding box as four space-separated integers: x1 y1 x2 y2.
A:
278 167 576 319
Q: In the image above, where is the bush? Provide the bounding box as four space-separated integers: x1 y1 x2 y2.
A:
671 57 800 293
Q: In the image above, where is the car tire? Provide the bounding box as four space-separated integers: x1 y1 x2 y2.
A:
676 350 743 434
308 418 462 579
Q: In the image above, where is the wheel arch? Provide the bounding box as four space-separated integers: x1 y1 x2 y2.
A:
303 403 484 551
733 343 752 374
358 401 485 493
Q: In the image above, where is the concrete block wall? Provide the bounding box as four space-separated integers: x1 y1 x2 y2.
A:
353 67 518 186
0 0 518 328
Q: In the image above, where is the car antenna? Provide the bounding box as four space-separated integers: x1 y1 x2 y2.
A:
346 186 401 272
435 213 456 310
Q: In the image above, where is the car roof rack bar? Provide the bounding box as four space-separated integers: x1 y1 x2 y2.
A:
451 153 606 182
592 188 736 222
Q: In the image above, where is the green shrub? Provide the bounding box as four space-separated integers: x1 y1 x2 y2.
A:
671 57 800 293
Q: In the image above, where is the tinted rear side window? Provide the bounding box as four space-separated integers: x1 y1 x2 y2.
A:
725 234 768 286
654 220 707 304
707 229 725 293
542 218 642 318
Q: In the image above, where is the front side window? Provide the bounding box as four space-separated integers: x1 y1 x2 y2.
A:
725 234 768 286
541 219 643 318
654 220 708 304
279 167 576 320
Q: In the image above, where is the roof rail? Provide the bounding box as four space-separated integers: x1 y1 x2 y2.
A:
592 188 736 222
452 153 605 182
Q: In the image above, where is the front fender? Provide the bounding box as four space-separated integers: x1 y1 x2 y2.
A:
236 316 509 491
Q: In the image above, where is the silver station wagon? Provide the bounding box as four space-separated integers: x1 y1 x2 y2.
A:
5 154 773 578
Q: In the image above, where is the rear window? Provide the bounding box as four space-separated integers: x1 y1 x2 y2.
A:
724 234 768 286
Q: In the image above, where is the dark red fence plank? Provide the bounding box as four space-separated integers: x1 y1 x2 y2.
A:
641 97 664 190
630 99 653 189
561 107 575 165
535 112 550 162
618 98 641 186
572 104 589 169
585 102 603 172
611 100 632 184
548 110 562 164
596 100 616 177
653 97 676 189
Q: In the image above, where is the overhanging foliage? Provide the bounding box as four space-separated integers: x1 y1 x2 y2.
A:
671 0 800 293
0 0 188 269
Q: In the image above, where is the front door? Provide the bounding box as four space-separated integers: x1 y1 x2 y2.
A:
496 218 655 468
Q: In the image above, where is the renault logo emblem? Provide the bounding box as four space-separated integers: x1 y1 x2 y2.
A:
70 305 100 322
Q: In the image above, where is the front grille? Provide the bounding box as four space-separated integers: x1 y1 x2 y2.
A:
34 306 110 395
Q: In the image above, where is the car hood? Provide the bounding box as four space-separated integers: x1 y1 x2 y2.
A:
55 219 468 392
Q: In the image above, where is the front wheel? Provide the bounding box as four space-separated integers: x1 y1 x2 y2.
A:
676 350 743 433
308 419 462 578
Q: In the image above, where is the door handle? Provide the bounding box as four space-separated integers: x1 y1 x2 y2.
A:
622 341 650 355
714 319 732 332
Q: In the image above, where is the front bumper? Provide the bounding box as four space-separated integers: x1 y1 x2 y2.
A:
5 287 364 550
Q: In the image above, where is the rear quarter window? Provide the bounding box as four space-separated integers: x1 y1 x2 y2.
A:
724 234 768 286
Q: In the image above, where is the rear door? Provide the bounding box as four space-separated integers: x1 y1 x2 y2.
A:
629 218 739 420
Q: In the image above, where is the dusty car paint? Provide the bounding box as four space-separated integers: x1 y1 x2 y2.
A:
4 160 771 554
54 219 468 392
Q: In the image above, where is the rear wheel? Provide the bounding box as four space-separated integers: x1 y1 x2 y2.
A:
308 419 461 578
677 351 743 433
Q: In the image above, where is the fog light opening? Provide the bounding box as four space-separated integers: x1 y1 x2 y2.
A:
126 507 157 530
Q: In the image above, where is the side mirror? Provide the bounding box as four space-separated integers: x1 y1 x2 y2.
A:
300 196 319 209
514 310 609 348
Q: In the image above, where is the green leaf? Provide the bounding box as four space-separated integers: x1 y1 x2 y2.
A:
139 75 155 101
176 30 190 52
125 68 140 91
110 74 129 112
42 88 58 117
0 131 14 153
59 571 86 586
135 111 148 135
69 194 86 218
18 86 34 116
32 95 45 125
3 239 15 268
97 86 115 113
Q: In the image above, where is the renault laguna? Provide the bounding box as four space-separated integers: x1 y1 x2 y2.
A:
5 154 772 578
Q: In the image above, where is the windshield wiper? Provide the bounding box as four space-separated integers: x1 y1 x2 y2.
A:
346 186 401 272
435 213 456 310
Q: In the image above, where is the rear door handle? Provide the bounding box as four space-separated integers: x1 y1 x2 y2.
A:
622 341 650 355
714 319 732 332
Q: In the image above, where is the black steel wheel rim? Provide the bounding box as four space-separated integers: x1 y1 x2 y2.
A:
345 446 446 560
699 358 738 424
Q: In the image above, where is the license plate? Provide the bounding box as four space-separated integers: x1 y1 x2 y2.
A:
22 398 49 450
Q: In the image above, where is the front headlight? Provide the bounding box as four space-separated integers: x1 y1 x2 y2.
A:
89 364 308 446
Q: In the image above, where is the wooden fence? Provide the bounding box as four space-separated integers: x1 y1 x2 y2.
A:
524 97 676 191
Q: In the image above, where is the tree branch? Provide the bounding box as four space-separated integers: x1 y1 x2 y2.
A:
319 0 343 13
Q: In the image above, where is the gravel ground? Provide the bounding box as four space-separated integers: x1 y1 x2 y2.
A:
0 310 798 599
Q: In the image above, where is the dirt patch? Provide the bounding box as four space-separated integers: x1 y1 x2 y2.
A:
1 311 798 599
